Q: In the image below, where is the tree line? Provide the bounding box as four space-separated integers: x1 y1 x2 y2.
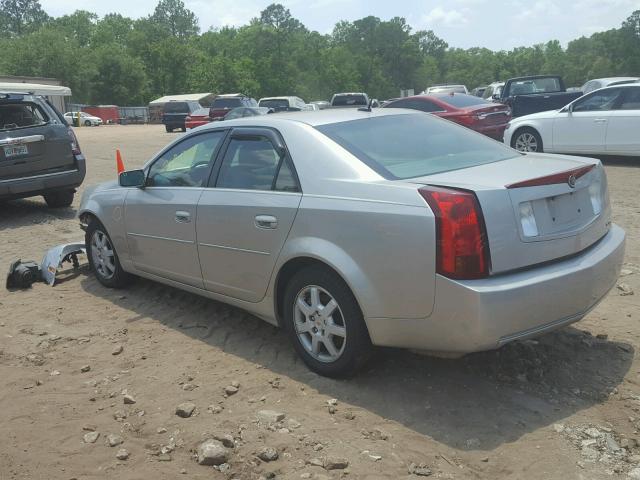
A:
1 0 639 106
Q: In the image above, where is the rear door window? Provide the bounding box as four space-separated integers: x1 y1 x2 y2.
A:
213 98 243 109
163 102 189 114
0 102 48 131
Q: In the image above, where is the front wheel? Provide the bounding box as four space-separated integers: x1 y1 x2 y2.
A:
165 125 172 133
84 120 92 127
283 266 371 377
85 219 133 288
512 127 543 153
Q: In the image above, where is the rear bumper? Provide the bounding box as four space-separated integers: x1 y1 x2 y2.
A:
0 156 86 200
475 123 508 140
366 224 625 352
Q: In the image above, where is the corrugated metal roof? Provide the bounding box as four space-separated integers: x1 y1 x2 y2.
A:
148 93 213 105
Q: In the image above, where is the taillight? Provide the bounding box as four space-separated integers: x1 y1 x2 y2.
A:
67 127 81 156
455 114 478 127
419 186 490 279
185 116 192 121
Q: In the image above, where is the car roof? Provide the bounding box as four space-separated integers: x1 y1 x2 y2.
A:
201 107 416 128
216 93 245 98
259 96 298 101
591 77 639 83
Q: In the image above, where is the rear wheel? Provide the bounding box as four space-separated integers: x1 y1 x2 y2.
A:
165 125 173 133
181 126 187 132
43 189 74 208
283 265 371 377
512 127 543 153
85 219 132 288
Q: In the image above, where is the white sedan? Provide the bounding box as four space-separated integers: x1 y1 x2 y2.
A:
504 84 640 156
64 111 103 126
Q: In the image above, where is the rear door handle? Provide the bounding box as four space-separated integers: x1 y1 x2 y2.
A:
175 211 191 223
255 215 278 229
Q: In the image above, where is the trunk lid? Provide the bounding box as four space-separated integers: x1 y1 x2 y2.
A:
409 153 611 274
463 104 511 126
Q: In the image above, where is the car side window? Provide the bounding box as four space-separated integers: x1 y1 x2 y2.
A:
147 131 225 187
573 88 624 112
619 88 640 110
216 135 296 191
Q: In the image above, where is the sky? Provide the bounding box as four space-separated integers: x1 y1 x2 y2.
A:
39 0 639 50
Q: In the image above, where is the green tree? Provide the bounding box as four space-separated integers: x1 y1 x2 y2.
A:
0 0 49 37
150 0 199 39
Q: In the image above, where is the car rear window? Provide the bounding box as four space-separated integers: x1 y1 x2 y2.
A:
316 114 518 180
0 102 48 131
428 86 466 94
213 98 243 109
434 94 492 108
163 102 190 114
332 95 367 106
259 99 290 110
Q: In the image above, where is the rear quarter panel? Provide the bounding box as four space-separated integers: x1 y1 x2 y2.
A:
280 194 436 320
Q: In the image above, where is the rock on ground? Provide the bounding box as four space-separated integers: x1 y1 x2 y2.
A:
257 447 279 462
197 439 229 466
257 410 285 423
175 402 196 418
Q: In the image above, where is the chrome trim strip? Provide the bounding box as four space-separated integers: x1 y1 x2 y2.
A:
199 242 270 256
127 232 194 244
0 168 79 184
0 135 45 146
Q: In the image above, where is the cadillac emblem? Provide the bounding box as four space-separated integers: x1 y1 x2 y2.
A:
567 174 577 188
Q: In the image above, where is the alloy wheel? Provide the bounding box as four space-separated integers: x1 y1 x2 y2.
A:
515 132 539 152
293 285 347 363
91 230 116 280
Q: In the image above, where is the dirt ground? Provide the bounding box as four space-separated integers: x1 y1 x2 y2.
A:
1 125 639 480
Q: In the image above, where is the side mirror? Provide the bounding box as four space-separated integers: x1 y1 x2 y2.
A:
119 169 146 188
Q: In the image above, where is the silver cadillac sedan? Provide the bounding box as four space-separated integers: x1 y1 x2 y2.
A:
79 109 625 377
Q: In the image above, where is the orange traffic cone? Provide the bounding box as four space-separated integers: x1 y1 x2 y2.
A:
116 149 125 175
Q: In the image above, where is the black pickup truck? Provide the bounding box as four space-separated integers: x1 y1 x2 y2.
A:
493 75 582 118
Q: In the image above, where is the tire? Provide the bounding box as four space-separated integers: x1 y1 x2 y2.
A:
85 218 133 288
165 125 173 133
43 189 74 208
511 127 543 153
181 127 187 132
283 265 372 377
84 120 92 127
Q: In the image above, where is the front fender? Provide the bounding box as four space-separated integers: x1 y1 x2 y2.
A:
79 185 130 265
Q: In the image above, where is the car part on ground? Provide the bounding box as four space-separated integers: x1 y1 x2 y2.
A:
6 242 86 289
41 242 86 286
79 108 625 377
6 259 41 289
0 92 86 205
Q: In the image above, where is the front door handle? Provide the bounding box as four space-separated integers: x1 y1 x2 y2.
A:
594 118 608 124
175 211 191 223
255 215 278 229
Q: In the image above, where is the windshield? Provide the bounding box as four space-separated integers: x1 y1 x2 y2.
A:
332 94 367 106
435 94 492 108
316 114 517 180
510 77 561 95
163 102 190 113
259 99 290 110
212 98 243 109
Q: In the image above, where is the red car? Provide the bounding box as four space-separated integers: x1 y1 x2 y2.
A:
384 93 511 140
185 108 211 130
